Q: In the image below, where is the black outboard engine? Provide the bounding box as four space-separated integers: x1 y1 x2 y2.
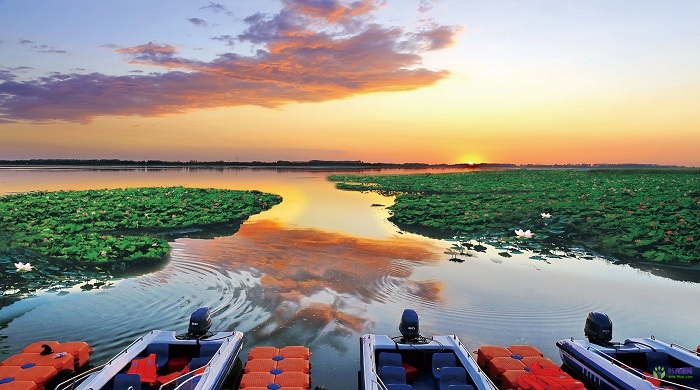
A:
399 309 420 342
187 307 213 339
584 311 612 345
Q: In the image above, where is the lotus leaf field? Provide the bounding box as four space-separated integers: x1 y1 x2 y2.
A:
329 169 700 263
0 186 282 297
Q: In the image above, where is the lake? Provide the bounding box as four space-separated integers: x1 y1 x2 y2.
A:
1 167 699 388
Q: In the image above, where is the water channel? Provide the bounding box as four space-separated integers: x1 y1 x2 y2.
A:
1 167 699 388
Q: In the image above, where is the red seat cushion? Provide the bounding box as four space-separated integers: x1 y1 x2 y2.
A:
402 362 418 383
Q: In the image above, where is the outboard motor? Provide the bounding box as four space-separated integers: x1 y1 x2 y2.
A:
187 307 213 339
399 309 420 342
584 311 612 345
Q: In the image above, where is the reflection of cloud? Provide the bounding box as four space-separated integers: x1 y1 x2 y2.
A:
233 219 442 298
0 0 459 124
209 219 443 337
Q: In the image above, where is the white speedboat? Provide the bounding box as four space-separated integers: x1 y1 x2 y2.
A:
359 309 497 390
557 312 700 390
60 307 244 390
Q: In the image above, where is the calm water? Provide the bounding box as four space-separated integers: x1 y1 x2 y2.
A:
1 167 699 388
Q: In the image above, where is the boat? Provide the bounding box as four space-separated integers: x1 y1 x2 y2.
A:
0 340 91 390
359 309 498 390
60 307 244 390
556 311 700 390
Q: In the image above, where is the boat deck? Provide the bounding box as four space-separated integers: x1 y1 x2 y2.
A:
371 347 484 390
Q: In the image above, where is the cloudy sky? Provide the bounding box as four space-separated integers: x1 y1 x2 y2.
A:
1 0 699 165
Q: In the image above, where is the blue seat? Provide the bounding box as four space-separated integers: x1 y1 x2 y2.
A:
646 352 670 374
386 385 413 390
146 343 169 369
113 373 141 390
439 367 469 390
431 352 457 379
378 365 407 385
189 356 211 370
377 352 403 367
199 343 221 358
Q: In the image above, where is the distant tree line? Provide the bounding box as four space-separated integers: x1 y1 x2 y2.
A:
0 159 685 169
0 159 508 169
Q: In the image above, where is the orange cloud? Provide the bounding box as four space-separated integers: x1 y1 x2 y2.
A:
115 42 179 56
0 0 457 124
282 0 380 25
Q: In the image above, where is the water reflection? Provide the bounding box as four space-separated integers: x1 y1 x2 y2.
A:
0 215 445 386
1 168 700 389
170 219 443 342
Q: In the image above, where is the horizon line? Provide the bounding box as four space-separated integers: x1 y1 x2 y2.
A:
0 158 693 169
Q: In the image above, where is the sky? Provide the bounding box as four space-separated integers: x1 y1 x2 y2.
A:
1 0 699 166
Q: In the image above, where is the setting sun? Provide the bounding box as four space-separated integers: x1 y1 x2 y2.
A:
458 154 483 165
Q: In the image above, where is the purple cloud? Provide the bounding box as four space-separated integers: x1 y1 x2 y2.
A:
188 17 209 27
114 42 179 62
418 0 435 13
411 24 462 51
0 0 458 124
38 48 69 54
17 39 69 54
212 35 236 47
200 2 234 16
0 70 15 82
282 0 380 24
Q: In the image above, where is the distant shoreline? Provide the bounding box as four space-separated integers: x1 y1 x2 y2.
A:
0 159 690 170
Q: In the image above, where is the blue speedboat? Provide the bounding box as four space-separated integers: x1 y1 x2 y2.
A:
59 307 244 390
360 309 498 390
557 312 700 390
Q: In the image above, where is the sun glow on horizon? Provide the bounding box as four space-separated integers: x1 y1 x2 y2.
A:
458 154 484 165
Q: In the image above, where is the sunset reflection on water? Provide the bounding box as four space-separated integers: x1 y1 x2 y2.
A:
173 218 443 343
3 168 700 389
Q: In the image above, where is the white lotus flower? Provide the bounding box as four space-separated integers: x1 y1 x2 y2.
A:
515 229 534 239
541 213 551 218
14 262 34 272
